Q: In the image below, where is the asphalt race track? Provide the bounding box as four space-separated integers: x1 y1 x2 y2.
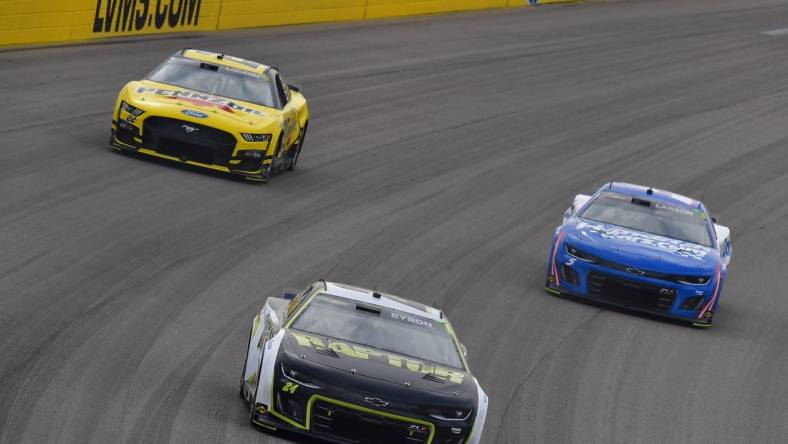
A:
2 0 788 442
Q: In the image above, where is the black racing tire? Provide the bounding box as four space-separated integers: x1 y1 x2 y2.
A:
285 139 301 172
248 391 257 424
691 307 715 328
239 324 254 399
248 367 260 425
287 123 307 171
249 346 267 426
691 320 714 329
244 176 267 184
269 135 284 178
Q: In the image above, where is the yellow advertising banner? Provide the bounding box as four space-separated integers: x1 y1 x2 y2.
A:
0 0 220 46
0 0 575 47
79 0 220 39
218 1 367 30
365 0 507 19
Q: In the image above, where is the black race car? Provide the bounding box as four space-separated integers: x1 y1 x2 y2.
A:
239 280 488 443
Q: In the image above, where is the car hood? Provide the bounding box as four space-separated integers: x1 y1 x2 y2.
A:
281 330 474 397
125 80 278 128
565 219 720 273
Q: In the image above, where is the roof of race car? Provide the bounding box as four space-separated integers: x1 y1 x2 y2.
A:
322 281 444 321
180 49 270 76
602 182 701 210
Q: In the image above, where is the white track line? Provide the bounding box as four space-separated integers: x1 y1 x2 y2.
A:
762 28 788 36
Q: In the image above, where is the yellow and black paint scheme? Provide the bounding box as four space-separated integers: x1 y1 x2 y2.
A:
110 49 309 182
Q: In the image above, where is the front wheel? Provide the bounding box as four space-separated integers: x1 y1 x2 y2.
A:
691 315 714 328
691 321 713 329
287 123 307 171
270 135 283 177
248 390 257 424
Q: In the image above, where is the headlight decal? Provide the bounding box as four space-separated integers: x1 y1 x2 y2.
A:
565 243 598 263
429 407 473 421
674 275 712 286
281 362 321 389
121 100 144 118
241 133 271 143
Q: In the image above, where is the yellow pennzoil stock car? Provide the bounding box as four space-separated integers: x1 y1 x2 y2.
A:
110 49 309 182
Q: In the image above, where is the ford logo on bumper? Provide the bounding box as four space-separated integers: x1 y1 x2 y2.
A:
182 109 208 118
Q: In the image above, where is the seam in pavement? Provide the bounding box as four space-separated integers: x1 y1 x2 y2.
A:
494 308 603 443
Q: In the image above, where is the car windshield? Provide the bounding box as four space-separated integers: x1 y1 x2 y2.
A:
146 57 275 108
579 192 713 247
291 294 465 369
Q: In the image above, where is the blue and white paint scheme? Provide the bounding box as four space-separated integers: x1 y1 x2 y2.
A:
546 182 733 326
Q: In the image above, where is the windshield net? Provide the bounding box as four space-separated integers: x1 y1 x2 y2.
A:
580 192 713 247
291 294 464 369
146 57 274 108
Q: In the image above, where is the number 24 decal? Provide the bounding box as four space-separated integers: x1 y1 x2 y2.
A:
282 382 299 394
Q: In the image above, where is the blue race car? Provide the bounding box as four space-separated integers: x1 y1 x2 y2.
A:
545 182 733 327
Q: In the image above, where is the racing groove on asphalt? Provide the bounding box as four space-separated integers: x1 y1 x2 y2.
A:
2 0 788 442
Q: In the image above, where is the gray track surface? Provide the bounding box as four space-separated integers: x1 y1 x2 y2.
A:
2 0 788 442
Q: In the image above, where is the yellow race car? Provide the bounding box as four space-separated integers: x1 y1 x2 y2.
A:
110 49 309 182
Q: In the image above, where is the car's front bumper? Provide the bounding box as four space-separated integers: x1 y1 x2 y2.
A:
546 241 717 326
110 122 272 181
248 377 472 444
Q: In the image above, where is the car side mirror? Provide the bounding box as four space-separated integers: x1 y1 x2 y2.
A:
573 194 591 211
563 206 573 221
270 316 282 333
711 216 718 223
459 343 467 357
288 82 302 93
260 313 282 337
564 194 591 223
281 288 300 300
